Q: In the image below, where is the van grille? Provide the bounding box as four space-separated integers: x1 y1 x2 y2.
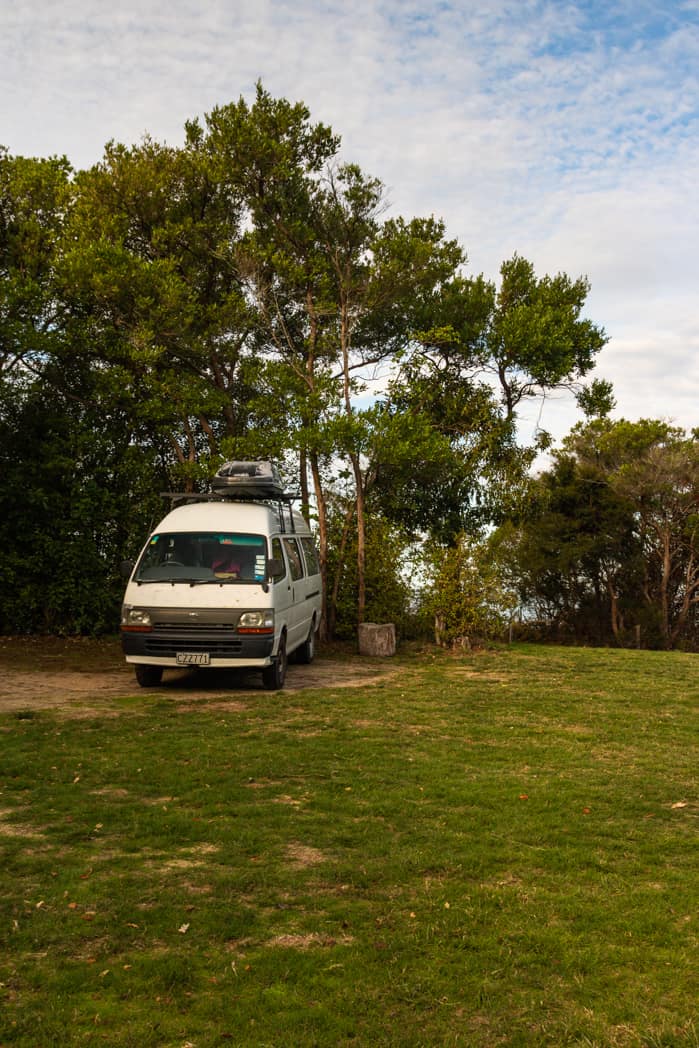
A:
144 624 242 658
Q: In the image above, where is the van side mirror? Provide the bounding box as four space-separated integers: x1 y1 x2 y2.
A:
267 557 284 580
120 559 135 580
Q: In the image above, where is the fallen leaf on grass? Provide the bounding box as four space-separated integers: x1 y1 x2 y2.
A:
671 801 688 809
178 923 190 934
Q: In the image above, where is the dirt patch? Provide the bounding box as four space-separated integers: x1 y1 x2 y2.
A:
0 810 45 839
0 637 398 716
266 932 353 949
285 842 328 868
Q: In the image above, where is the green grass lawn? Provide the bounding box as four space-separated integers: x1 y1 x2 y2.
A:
1 643 697 1046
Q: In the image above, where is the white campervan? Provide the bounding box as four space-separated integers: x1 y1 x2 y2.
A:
120 462 322 690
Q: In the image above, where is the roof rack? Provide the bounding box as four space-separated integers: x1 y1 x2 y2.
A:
160 460 302 531
160 491 298 505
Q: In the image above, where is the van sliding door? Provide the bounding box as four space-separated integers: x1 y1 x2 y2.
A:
281 536 307 651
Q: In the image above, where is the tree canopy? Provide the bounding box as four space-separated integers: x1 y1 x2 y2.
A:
507 418 699 649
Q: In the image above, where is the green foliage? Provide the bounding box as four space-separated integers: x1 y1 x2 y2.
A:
409 253 608 420
62 129 262 467
365 402 471 540
510 418 699 649
325 508 415 639
506 451 644 646
575 377 616 418
489 254 608 415
383 252 608 548
0 149 73 378
0 370 166 634
421 532 519 647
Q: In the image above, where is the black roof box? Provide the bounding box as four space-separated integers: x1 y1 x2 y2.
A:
212 460 285 499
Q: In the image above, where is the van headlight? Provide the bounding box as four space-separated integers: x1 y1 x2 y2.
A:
238 611 274 634
121 606 153 631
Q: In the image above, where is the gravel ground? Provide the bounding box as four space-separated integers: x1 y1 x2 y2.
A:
0 637 397 715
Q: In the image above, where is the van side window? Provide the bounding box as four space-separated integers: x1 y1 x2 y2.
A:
300 537 320 576
282 537 304 581
271 537 286 582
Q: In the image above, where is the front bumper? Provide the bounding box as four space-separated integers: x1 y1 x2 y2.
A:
121 627 275 667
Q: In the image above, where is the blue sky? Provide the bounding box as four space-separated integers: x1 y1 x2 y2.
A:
2 0 698 447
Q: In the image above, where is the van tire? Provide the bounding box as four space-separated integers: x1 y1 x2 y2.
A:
135 664 163 688
296 623 316 665
262 634 287 690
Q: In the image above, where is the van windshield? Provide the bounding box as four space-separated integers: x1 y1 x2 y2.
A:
135 532 268 583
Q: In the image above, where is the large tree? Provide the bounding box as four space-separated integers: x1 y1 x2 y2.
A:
370 252 609 542
204 88 468 631
60 127 263 483
399 252 608 423
484 254 608 419
566 418 699 647
508 450 643 645
511 418 699 649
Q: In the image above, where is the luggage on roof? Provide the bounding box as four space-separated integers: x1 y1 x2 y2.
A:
212 460 285 498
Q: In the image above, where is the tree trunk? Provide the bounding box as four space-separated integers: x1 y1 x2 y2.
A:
339 296 367 628
328 501 355 641
350 452 366 626
606 578 621 645
660 528 672 647
299 447 310 521
309 450 329 642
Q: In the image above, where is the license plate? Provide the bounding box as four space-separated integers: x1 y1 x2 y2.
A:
176 652 210 666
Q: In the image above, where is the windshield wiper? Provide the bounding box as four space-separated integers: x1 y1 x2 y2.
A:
190 578 242 586
136 577 201 585
191 577 270 592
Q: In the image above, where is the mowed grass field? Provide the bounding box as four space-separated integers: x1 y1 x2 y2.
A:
0 642 697 1047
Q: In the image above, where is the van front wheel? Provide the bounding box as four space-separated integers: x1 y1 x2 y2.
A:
262 635 287 691
135 664 163 688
